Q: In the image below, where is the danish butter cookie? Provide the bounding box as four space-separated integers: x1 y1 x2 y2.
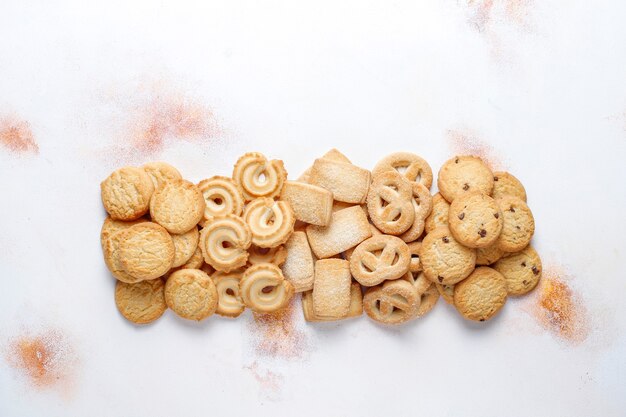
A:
165 269 218 321
402 270 439 317
101 167 154 221
103 229 143 283
476 244 505 265
309 158 370 204
425 193 450 233
399 183 433 242
420 226 476 285
363 279 419 325
100 216 147 250
243 198 295 248
302 282 362 322
281 231 315 292
171 226 199 268
118 222 175 281
213 271 245 317
372 152 433 189
312 259 352 319
454 267 507 321
495 196 535 252
435 283 455 304
492 171 527 202
350 235 411 286
200 215 252 272
366 171 415 235
150 179 206 234
437 156 494 203
115 279 167 324
448 192 503 249
248 245 287 266
306 206 372 259
407 241 422 272
232 152 287 201
240 263 294 313
280 181 333 226
493 246 541 296
142 162 182 189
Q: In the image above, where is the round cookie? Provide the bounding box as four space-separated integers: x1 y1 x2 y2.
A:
363 279 420 325
448 192 503 249
419 226 476 285
171 226 199 268
435 283 455 304
437 156 494 203
115 279 167 324
150 179 206 234
492 171 527 202
495 195 535 252
100 216 147 250
493 246 542 296
454 266 507 321
425 193 450 233
476 244 506 265
118 222 175 281
103 228 143 284
142 162 182 189
101 167 154 221
372 152 433 189
197 176 244 226
165 269 218 321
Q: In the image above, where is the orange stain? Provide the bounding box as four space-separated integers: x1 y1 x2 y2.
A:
249 299 309 359
446 128 505 170
0 115 39 155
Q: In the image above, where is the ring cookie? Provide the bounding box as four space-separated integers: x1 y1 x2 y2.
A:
349 235 411 286
367 171 415 235
420 226 476 285
200 215 252 272
240 263 294 313
402 270 439 317
437 156 494 203
232 152 287 201
493 245 541 296
101 167 154 221
115 279 167 324
372 152 433 189
495 195 535 252
213 271 246 317
165 269 218 321
150 179 206 234
142 162 182 189
243 198 295 248
118 222 175 281
448 192 503 248
363 279 420 325
399 182 433 242
197 176 244 226
454 266 507 322
492 171 527 202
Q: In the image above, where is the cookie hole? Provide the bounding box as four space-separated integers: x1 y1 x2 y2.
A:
222 241 232 249
226 288 235 296
394 164 408 175
257 247 270 255
258 172 267 183
262 286 275 294
361 262 374 273
379 197 389 208
375 299 381 311
391 211 402 222
213 197 223 205
411 254 419 259
391 252 400 265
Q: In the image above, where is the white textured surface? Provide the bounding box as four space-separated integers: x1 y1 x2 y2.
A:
0 1 625 416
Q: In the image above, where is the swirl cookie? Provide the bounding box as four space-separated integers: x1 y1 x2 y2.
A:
243 198 295 248
399 183 433 242
476 244 505 266
232 152 287 201
312 259 352 319
367 171 415 235
213 271 246 317
448 192 503 249
115 279 167 325
402 270 439 317
454 267 507 322
150 179 206 234
372 152 433 189
309 158 370 204
281 231 315 292
495 196 535 252
493 246 542 296
280 181 333 226
437 156 494 203
101 167 154 221
349 235 411 286
248 245 287 266
171 226 199 268
425 193 450 234
118 222 175 281
142 162 182 189
197 176 244 226
100 216 147 250
200 215 252 272
363 279 420 325
306 205 372 259
420 226 476 285
165 269 218 321
492 171 527 202
240 263 294 313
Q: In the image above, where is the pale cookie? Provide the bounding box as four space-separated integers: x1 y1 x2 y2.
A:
171 226 199 268
103 229 143 283
437 156 494 203
199 215 252 272
281 231 315 292
302 282 362 322
343 223 382 261
100 216 147 250
349 235 411 286
399 183 433 242
142 162 182 189
372 152 433 189
402 270 439 318
213 271 245 317
492 171 527 202
101 166 154 221
312 259 352 319
115 279 167 325
280 181 333 226
165 246 206 278
435 283 455 304
240 263 294 313
363 279 420 325
476 244 505 265
117 222 175 281
197 176 244 227
248 244 287 266
425 193 450 233
299 148 353 183
493 246 542 296
309 158 370 204
243 198 295 248
454 266 507 322
306 206 372 259
366 171 415 235
165 269 218 321
150 179 206 234
407 241 422 272
495 196 535 252
420 226 476 285
232 152 287 201
448 192 503 249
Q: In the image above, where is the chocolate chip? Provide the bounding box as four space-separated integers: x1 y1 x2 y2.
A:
532 266 540 275
458 213 465 220
494 176 499 181
438 275 444 283
521 262 526 267
442 236 449 243
455 158 459 164
510 207 516 213
516 225 521 230
494 213 499 219
479 318 485 322
463 183 469 191
522 280 528 285
478 229 487 238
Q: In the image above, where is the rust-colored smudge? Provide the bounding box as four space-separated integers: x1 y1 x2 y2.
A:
466 0 532 31
446 128 505 170
468 0 495 32
244 361 284 394
0 115 39 155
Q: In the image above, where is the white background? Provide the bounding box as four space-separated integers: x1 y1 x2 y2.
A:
1 1 625 416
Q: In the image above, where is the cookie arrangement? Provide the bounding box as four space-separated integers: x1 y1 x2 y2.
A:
100 149 541 325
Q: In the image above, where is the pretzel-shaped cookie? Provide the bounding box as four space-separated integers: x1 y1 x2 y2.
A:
213 271 245 318
363 279 420 325
402 270 439 317
399 182 433 242
243 198 295 248
239 263 294 313
367 171 415 235
349 235 411 286
232 152 287 201
372 152 433 189
197 176 244 226
199 215 252 272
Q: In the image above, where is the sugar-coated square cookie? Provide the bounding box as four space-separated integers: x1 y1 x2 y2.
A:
312 259 352 319
302 282 363 322
306 206 372 258
309 159 370 204
281 231 315 292
280 181 333 226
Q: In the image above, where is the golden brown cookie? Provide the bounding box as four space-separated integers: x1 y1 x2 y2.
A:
437 156 494 203
402 270 439 317
363 279 419 325
232 152 287 201
248 245 287 266
118 222 176 281
165 269 218 321
366 171 415 235
280 181 333 226
312 259 352 319
495 196 535 252
476 244 505 265
179 246 204 269
309 158 370 204
243 198 295 248
407 241 422 272
100 216 147 250
435 283 455 304
171 226 199 268
420 226 476 285
199 215 252 272
150 179 206 234
306 206 372 259
281 231 315 292
101 167 154 221
425 193 450 233
115 279 167 324
240 263 294 313
103 229 143 283
493 245 542 296
454 266 507 322
372 152 433 189
492 171 527 202
213 271 245 317
142 162 182 189
197 176 244 227
302 282 362 322
448 192 503 249
349 235 411 286
399 182 433 242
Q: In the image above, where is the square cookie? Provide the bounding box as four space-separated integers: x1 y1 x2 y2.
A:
281 231 315 292
306 206 372 259
312 259 352 319
309 159 370 204
280 181 333 226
